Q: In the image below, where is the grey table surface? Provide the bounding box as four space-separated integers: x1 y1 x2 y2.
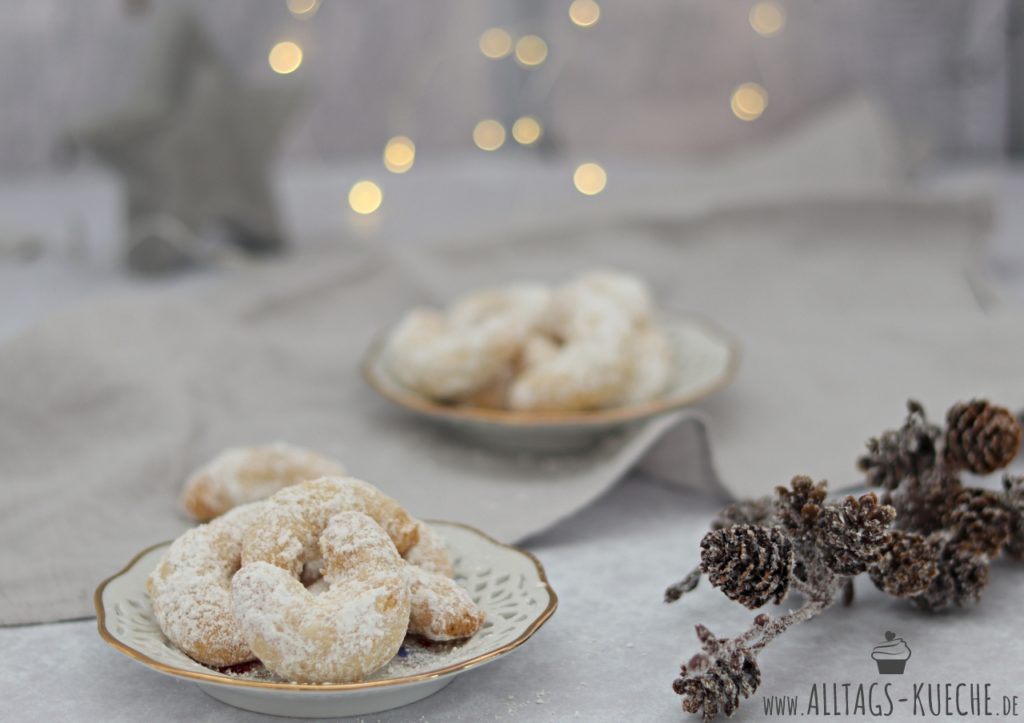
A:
2 160 1023 723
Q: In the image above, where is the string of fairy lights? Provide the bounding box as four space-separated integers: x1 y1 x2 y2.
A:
268 0 786 217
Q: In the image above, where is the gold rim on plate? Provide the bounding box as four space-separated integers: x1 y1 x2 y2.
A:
361 311 741 427
95 521 558 691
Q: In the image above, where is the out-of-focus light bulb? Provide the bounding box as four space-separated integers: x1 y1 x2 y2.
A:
749 2 785 36
569 0 601 28
268 41 303 74
383 136 416 174
286 0 320 19
348 180 383 215
730 83 767 121
514 35 548 67
479 28 513 59
473 120 506 151
511 116 543 146
573 162 607 195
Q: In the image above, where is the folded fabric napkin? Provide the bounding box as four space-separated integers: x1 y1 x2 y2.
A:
1 98 1020 625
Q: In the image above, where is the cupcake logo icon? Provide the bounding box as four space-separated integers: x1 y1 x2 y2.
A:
872 631 911 674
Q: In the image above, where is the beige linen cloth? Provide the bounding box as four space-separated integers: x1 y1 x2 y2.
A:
1 99 1021 625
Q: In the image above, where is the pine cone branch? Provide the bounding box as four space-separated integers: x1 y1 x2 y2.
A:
700 526 794 609
667 398 1022 721
944 400 1021 474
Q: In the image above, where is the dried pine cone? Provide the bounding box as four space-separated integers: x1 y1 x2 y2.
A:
775 476 827 540
1003 475 1024 560
711 496 775 530
816 493 896 575
868 530 938 597
911 533 989 611
885 469 963 535
945 487 1012 557
858 400 940 489
700 526 794 609
673 625 761 721
944 400 1022 474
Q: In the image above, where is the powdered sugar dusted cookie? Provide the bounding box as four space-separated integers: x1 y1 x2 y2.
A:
385 284 550 402
406 565 485 641
146 502 265 667
509 282 634 411
181 442 345 522
232 512 410 683
402 521 484 640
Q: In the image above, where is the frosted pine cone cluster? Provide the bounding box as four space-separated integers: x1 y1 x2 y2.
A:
666 398 1022 721
864 399 1022 611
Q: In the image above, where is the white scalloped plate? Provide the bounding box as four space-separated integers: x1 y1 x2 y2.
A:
96 521 557 718
362 311 740 452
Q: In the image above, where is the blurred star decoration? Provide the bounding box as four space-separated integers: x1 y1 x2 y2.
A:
66 8 304 274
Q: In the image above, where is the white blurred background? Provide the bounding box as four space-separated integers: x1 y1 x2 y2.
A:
2 0 1024 335
0 0 1017 177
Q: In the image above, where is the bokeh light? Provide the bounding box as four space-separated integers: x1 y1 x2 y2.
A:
479 28 513 59
511 116 543 146
569 0 601 28
348 180 383 215
573 163 607 195
286 0 320 19
268 41 303 74
473 120 506 151
730 83 767 121
383 136 416 174
749 2 785 37
514 35 548 67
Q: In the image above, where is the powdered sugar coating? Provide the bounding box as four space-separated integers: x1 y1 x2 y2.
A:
242 477 419 577
617 326 675 405
406 565 485 641
181 442 346 522
402 521 484 640
521 333 560 370
385 285 550 402
232 512 410 683
508 340 631 411
509 280 634 411
404 521 454 577
572 269 654 326
447 283 550 332
146 502 266 666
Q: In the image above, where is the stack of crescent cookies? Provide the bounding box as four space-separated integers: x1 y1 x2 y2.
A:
384 269 675 412
148 442 485 684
